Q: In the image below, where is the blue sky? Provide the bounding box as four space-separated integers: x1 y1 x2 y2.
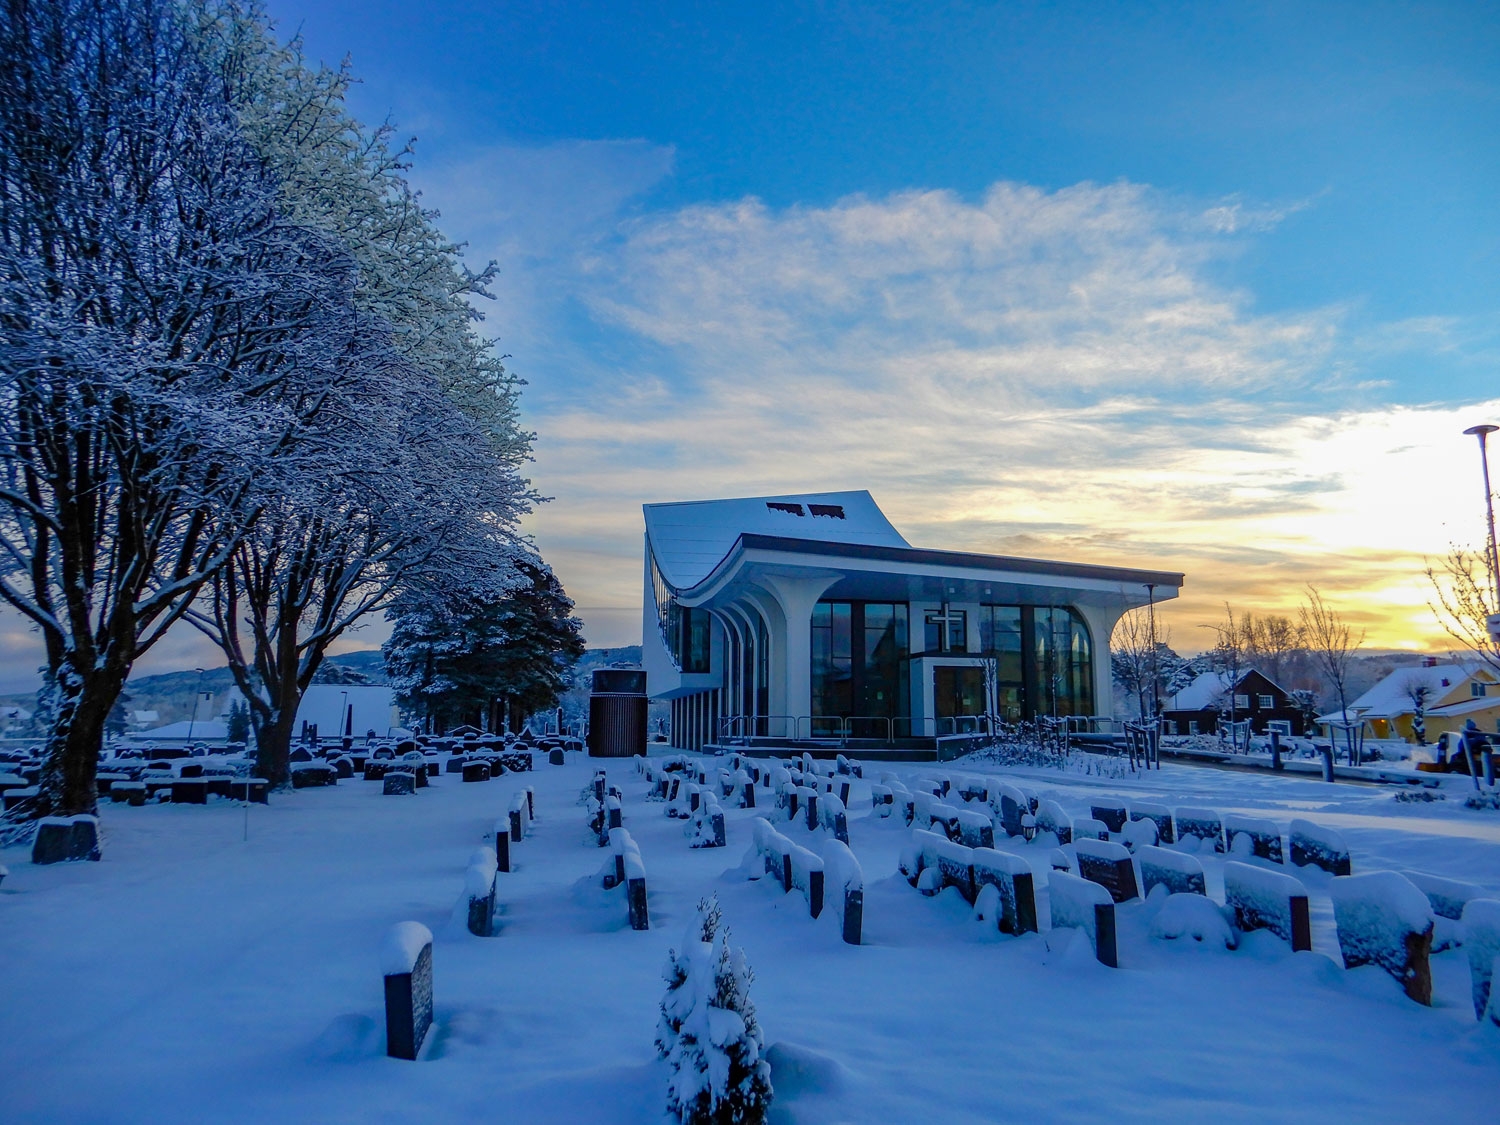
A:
4 0 1498 690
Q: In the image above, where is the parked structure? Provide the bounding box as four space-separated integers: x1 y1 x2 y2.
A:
642 491 1182 753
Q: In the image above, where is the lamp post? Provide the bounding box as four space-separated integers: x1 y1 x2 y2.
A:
1463 424 1500 645
186 667 206 742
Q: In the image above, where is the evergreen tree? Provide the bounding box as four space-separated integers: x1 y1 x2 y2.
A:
664 922 773 1125
658 897 722 1057
226 700 251 746
384 556 584 732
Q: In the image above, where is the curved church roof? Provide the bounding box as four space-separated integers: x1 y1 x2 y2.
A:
643 490 910 589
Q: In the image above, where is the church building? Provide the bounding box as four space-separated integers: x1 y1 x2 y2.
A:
643 491 1183 754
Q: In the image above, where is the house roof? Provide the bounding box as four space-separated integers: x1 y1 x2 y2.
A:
644 490 909 589
1166 667 1287 712
1329 662 1492 721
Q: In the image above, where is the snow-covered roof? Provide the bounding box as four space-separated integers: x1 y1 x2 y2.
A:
1167 670 1232 711
1339 662 1491 720
132 719 228 741
295 685 398 737
644 490 910 589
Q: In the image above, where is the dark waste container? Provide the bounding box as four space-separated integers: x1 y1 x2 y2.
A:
588 668 648 758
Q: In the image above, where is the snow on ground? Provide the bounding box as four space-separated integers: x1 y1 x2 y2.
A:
2 754 1498 1123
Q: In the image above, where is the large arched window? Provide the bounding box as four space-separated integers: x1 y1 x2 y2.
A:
980 604 1094 719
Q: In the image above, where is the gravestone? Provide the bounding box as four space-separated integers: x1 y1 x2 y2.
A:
1137 846 1207 897
1330 872 1434 1005
465 851 498 937
365 761 391 781
1225 815 1284 864
1129 802 1174 844
1074 838 1140 903
493 821 512 873
549 748 566 765
461 761 491 783
972 848 1038 935
628 873 650 930
1048 870 1118 967
1175 808 1225 853
1289 819 1351 876
230 778 269 804
289 747 312 763
383 771 416 796
1090 803 1128 834
111 781 146 806
331 757 355 779
170 778 208 804
1223 861 1311 951
382 922 434 1061
445 756 466 774
32 815 101 864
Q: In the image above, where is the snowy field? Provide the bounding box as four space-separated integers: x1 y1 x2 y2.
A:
2 752 1498 1123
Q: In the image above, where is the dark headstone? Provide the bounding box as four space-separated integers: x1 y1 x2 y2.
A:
627 875 650 930
383 771 416 796
289 747 312 763
1091 804 1128 834
494 828 511 873
1074 841 1140 903
171 778 208 804
177 763 205 779
509 808 523 842
445 756 466 773
461 761 491 783
32 816 101 864
364 761 390 781
384 937 433 1061
111 781 146 805
1094 902 1119 968
549 748 566 765
332 757 355 779
842 888 864 945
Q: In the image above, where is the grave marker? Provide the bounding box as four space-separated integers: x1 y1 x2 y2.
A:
382 922 434 1060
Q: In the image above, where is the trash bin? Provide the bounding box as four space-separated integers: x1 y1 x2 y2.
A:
587 668 648 758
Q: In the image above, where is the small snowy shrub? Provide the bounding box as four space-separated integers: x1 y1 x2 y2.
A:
658 897 722 1057
1463 791 1500 812
659 897 773 1125
1393 789 1445 804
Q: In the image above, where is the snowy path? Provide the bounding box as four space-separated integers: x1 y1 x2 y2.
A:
1 755 1497 1122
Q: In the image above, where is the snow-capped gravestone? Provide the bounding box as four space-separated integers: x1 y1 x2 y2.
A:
1224 815 1284 864
971 847 1038 935
822 840 864 945
32 815 101 865
382 922 434 1061
1034 799 1072 845
1289 819 1351 875
1149 893 1236 949
993 784 1030 838
1403 871 1480 921
1329 872 1435 1005
491 818 512 873
1137 846 1206 898
1461 899 1500 1020
1090 803 1127 834
1120 816 1157 853
383 770 416 796
1048 870 1118 967
1129 802 1174 844
1073 838 1139 903
1223 862 1311 952
1175 808 1225 853
465 848 498 937
1072 817 1109 842
461 761 490 783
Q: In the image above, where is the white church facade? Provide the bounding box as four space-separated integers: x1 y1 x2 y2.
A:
642 491 1183 753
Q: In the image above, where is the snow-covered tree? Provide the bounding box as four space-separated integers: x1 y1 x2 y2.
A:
658 897 773 1125
1300 586 1365 763
1401 674 1431 746
1427 546 1500 677
1110 610 1185 719
0 0 367 816
179 5 537 785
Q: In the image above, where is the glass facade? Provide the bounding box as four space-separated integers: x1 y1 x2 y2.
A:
649 549 711 673
980 604 1094 719
811 601 909 723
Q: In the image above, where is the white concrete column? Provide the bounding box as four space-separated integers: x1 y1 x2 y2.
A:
1076 602 1127 720
759 573 840 731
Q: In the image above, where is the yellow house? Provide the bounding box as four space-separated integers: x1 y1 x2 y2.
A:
1318 661 1500 744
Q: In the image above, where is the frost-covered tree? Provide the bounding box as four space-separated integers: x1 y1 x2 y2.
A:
1401 675 1430 746
177 5 537 785
659 896 773 1125
384 557 584 733
1241 612 1303 688
0 0 367 816
1427 546 1500 677
1300 586 1365 763
1110 610 1184 719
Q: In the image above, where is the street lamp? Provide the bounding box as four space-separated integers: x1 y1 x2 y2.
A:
1463 424 1500 644
186 667 207 742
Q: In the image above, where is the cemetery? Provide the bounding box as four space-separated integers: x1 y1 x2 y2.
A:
2 740 1498 1121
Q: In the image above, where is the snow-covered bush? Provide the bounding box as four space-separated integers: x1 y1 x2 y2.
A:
1464 790 1500 812
1460 899 1500 1020
659 897 774 1124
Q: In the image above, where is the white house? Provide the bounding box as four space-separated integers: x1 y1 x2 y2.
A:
643 490 1183 752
